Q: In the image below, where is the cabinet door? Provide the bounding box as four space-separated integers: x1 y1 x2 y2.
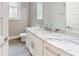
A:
44 47 56 56
26 30 31 49
44 43 57 56
31 36 43 56
26 30 35 55
44 42 71 56
1 40 8 56
26 30 43 56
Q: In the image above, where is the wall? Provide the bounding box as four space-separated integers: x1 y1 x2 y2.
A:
9 2 30 36
29 2 37 26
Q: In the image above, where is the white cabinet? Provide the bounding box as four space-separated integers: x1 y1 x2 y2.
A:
44 42 71 56
26 30 34 55
26 30 31 50
26 30 43 56
30 35 43 56
26 29 72 56
44 42 59 56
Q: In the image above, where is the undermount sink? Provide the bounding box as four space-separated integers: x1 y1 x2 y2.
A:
46 34 65 39
47 35 79 44
47 37 66 41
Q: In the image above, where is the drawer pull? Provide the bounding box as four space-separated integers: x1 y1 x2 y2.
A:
45 47 61 56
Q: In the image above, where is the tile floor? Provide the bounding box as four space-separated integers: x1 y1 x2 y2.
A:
9 40 31 56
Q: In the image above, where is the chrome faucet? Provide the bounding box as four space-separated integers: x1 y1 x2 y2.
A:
43 24 53 31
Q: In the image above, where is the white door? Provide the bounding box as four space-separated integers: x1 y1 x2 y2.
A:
0 2 8 37
0 3 3 36
0 2 8 56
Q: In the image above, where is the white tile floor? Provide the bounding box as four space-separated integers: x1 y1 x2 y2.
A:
9 40 31 56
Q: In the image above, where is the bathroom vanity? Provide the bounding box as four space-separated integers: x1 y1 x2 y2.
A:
26 26 79 56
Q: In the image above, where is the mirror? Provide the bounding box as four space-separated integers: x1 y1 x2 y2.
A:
43 2 66 30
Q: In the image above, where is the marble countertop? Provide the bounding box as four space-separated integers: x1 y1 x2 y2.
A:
26 26 79 56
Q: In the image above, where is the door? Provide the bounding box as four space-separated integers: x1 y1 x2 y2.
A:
26 30 43 56
0 2 8 56
0 2 8 37
0 3 3 36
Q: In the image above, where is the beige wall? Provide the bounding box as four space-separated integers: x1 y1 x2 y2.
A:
9 2 30 36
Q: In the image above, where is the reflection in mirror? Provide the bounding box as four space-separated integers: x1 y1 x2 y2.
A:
44 2 66 31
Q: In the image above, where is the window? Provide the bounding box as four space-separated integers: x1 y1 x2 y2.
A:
9 2 20 20
37 2 43 20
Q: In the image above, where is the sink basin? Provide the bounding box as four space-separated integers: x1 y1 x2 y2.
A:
45 34 66 40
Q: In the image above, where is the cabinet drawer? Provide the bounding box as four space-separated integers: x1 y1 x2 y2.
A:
44 42 71 56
